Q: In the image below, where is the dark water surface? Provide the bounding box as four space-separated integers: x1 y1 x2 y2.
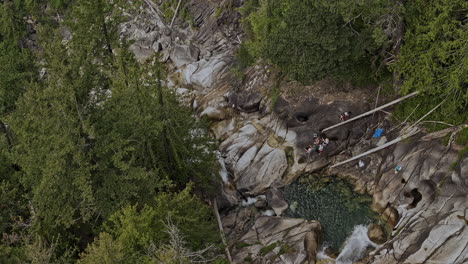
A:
283 175 378 251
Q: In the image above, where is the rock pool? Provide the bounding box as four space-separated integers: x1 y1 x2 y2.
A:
283 175 379 251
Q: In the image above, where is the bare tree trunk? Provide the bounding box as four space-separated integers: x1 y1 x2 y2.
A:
330 128 420 168
170 0 183 28
213 199 233 263
322 91 419 133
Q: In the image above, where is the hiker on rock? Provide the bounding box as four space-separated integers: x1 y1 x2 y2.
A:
317 144 324 154
305 146 314 154
340 111 351 121
323 138 330 145
314 137 321 145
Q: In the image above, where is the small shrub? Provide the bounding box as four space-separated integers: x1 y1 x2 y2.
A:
259 242 278 256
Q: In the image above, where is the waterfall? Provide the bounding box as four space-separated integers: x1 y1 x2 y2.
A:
216 152 229 184
241 197 258 206
262 210 275 216
335 225 377 264
316 246 334 261
241 195 266 207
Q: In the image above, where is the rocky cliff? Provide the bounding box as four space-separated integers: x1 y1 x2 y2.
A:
126 1 467 263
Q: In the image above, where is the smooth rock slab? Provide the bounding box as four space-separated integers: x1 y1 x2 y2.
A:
237 143 288 194
266 188 289 216
232 216 322 264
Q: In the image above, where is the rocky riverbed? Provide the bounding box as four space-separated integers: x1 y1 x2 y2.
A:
125 1 468 263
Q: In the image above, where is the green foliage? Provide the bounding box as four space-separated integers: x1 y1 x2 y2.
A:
241 0 397 84
455 127 468 146
78 233 125 264
259 242 278 256
105 185 220 252
451 145 468 171
1 1 220 262
160 0 191 24
0 43 33 115
393 0 467 124
236 43 255 69
0 2 35 115
79 186 220 263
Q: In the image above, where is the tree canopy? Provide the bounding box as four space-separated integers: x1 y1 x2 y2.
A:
240 0 398 84
0 0 223 262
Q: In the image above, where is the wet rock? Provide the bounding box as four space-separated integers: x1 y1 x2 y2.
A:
368 223 386 244
266 188 288 216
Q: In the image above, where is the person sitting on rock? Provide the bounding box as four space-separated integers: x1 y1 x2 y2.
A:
305 146 314 154
317 144 324 154
340 111 351 121
313 137 321 145
323 138 330 145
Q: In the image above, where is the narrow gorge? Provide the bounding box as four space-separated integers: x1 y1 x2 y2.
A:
0 0 466 263
124 1 468 263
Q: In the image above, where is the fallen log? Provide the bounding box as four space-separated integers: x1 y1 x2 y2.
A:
330 128 420 168
213 199 233 263
322 91 420 133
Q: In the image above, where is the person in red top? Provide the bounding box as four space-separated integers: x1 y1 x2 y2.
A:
340 111 351 121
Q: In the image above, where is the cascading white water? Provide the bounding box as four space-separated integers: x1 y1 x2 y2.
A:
335 225 377 264
241 195 266 207
241 197 258 206
316 246 334 261
216 152 229 184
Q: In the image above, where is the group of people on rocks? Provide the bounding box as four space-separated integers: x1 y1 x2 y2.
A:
304 111 351 155
305 133 330 154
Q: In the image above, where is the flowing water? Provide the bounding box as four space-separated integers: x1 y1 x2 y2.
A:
283 175 379 253
335 225 377 264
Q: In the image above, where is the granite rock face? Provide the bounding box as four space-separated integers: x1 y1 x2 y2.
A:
228 216 322 264
126 1 468 263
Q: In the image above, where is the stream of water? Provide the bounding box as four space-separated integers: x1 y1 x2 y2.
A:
283 175 378 254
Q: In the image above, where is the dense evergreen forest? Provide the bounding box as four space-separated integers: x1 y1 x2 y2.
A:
0 0 225 263
0 0 466 263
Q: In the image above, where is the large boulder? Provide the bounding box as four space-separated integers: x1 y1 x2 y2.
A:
186 57 227 88
356 135 468 264
236 143 288 194
231 216 322 264
170 44 200 68
200 106 227 121
367 223 386 244
266 188 288 216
